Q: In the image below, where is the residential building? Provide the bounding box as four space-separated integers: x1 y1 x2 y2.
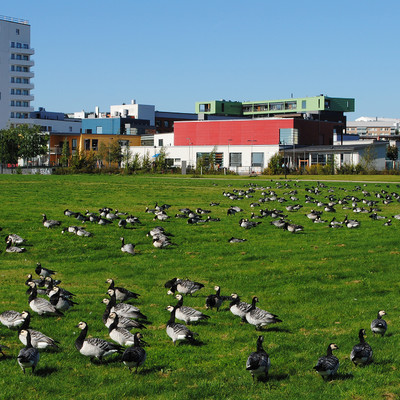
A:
346 117 400 137
196 95 354 122
0 15 34 129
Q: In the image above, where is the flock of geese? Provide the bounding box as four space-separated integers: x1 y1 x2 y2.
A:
0 179 396 382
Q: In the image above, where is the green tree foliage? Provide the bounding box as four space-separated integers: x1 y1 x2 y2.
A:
264 152 284 174
361 144 377 173
0 124 48 165
109 140 122 166
60 138 70 167
154 147 168 172
386 145 398 168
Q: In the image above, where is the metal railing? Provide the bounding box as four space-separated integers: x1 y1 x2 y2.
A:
0 15 29 25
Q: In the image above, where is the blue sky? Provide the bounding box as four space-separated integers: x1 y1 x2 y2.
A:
3 0 399 119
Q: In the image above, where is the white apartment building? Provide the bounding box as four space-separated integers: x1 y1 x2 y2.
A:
0 15 34 129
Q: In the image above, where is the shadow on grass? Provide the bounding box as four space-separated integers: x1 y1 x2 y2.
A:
333 372 354 381
35 366 58 377
257 326 292 333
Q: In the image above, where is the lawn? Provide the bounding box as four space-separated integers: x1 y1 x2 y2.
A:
0 174 400 399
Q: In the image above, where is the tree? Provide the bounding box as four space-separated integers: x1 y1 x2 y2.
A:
0 128 19 165
265 152 284 174
60 138 70 167
96 142 108 167
0 124 48 166
386 145 398 169
361 144 377 173
109 140 122 167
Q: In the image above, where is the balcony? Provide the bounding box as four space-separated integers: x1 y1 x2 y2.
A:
11 59 34 67
11 105 34 113
10 94 34 101
11 47 34 56
12 71 34 79
12 82 34 90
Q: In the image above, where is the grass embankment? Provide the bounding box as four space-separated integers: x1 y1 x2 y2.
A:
0 174 399 399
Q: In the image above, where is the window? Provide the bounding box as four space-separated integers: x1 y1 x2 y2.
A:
69 127 73 133
251 152 264 167
164 121 169 128
302 100 306 109
11 42 15 48
11 54 15 59
86 129 92 134
11 66 15 71
92 139 98 151
269 102 283 111
71 139 77 150
16 29 20 35
158 139 163 146
23 78 29 84
84 139 90 150
199 103 211 112
96 126 103 134
23 102 28 107
229 153 242 167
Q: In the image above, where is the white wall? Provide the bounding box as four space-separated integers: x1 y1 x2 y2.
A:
27 118 81 133
127 144 279 173
110 102 155 125
0 18 33 129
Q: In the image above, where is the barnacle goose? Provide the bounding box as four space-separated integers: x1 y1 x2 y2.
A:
239 218 261 229
246 335 270 381
17 330 40 373
103 304 147 330
106 279 140 302
350 329 373 366
228 237 247 243
121 332 147 373
104 290 147 320
18 311 60 349
35 262 56 278
44 277 75 298
0 310 25 329
5 233 25 245
42 214 61 228
371 310 387 337
313 343 339 380
229 293 252 322
27 282 63 316
5 238 26 253
75 321 123 362
174 294 210 324
166 306 198 345
165 278 204 296
108 312 139 346
49 287 78 311
120 237 135 255
205 285 228 311
245 297 282 330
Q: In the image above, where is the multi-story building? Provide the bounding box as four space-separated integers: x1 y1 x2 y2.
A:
346 117 400 137
0 15 34 129
196 95 355 122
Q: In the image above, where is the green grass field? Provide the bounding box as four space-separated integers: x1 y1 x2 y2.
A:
0 174 400 400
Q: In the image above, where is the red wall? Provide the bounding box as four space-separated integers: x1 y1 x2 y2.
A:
174 119 294 146
174 118 340 146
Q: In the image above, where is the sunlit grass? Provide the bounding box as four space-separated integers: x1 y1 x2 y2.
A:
0 174 399 399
